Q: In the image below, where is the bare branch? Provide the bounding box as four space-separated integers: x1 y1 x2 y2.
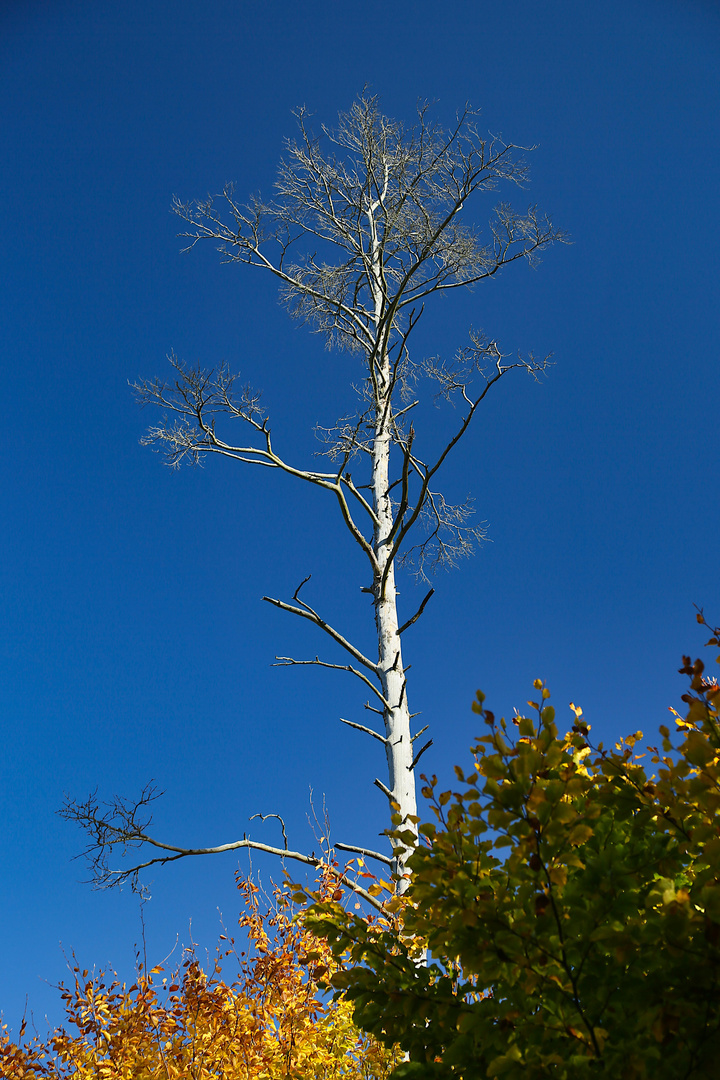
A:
263 579 379 674
373 778 395 802
339 717 388 744
382 339 551 589
249 812 288 850
334 842 394 867
398 587 435 635
273 655 390 708
409 739 434 771
134 357 380 570
364 700 384 716
174 95 566 360
60 790 387 912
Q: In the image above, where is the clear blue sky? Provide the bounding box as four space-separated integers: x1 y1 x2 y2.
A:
2 0 719 1036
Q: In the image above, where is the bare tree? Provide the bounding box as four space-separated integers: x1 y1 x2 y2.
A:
62 94 566 896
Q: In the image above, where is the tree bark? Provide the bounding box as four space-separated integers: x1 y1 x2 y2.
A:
372 387 416 880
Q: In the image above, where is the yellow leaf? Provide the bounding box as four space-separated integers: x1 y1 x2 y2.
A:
548 865 568 887
567 823 594 846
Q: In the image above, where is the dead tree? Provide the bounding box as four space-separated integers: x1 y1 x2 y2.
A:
62 94 566 896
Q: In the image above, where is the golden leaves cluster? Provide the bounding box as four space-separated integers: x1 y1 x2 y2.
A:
2 866 398 1080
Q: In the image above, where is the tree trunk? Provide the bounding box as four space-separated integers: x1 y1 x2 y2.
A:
372 364 417 884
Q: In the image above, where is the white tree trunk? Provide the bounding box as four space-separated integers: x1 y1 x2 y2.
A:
366 203 417 878
372 367 417 880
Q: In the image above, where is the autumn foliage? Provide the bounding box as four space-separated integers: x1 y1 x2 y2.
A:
1 866 398 1079
9 619 720 1079
309 615 720 1079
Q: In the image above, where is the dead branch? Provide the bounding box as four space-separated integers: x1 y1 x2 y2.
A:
334 842 394 867
398 588 435 634
249 812 288 850
339 717 388 744
263 578 379 674
409 739 434 771
60 790 387 912
373 778 394 802
272 655 390 708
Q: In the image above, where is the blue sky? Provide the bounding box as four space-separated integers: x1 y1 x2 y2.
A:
2 0 719 1036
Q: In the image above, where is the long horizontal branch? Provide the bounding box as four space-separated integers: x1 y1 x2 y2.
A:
108 834 387 913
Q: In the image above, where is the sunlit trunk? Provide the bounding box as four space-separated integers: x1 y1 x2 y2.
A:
371 397 417 884
368 207 417 883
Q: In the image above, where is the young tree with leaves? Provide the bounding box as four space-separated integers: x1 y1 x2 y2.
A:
309 615 720 1079
1 867 399 1079
63 93 565 891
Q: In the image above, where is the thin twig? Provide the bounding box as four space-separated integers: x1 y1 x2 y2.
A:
249 812 288 850
409 739 433 771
